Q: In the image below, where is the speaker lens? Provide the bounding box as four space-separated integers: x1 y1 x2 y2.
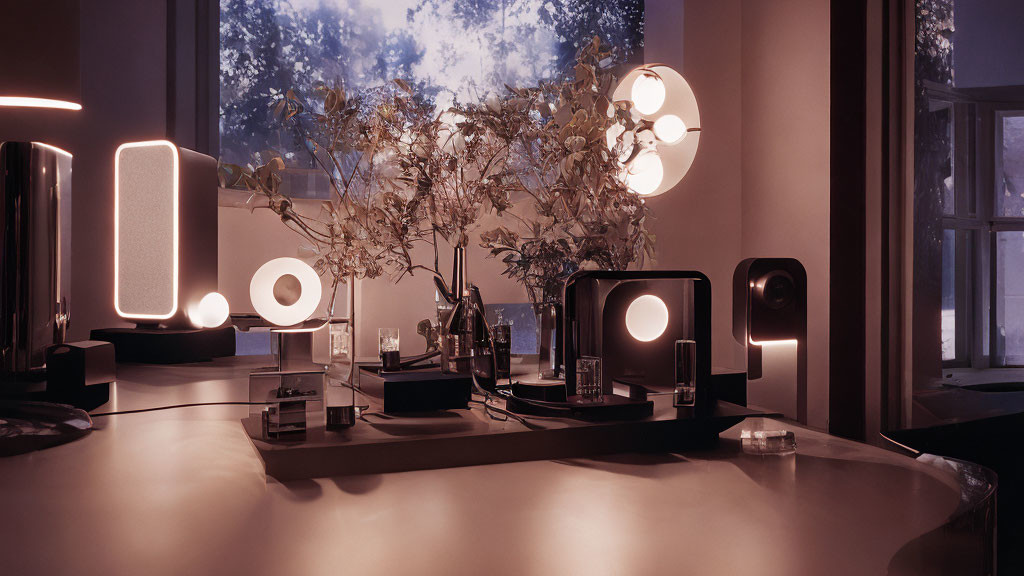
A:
758 271 795 310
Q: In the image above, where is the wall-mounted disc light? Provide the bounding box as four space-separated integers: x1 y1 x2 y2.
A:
625 294 669 342
250 257 322 326
189 292 230 328
614 64 701 197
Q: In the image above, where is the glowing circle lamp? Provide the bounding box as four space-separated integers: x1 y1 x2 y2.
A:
614 64 702 197
625 295 669 342
189 292 230 329
250 257 322 326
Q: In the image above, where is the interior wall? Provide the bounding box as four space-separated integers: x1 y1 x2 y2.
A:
0 0 168 342
739 0 831 429
648 0 746 372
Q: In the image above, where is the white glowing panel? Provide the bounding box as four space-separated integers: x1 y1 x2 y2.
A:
250 257 322 326
625 295 669 342
115 141 179 320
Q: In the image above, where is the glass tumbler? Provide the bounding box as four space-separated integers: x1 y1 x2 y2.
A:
575 356 602 402
379 328 400 371
674 339 697 407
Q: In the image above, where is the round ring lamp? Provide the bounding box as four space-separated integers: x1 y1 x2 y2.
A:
613 64 701 198
250 257 323 326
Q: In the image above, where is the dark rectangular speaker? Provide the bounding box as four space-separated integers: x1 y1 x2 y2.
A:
564 271 714 417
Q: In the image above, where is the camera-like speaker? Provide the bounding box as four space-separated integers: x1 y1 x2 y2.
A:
114 140 218 329
733 258 807 422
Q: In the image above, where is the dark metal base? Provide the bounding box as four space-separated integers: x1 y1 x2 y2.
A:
358 365 471 413
242 399 772 481
504 393 654 421
91 325 235 364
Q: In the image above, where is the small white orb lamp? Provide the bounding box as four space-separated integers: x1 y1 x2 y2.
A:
613 64 702 197
652 114 687 144
631 73 666 115
625 294 670 342
189 292 230 328
250 257 323 326
626 151 665 197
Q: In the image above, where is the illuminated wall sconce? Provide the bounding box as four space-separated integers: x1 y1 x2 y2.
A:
564 270 713 417
733 258 807 423
612 65 702 197
114 140 222 329
0 0 81 112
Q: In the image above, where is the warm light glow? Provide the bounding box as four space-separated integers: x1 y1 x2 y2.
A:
250 257 322 326
190 292 230 328
652 114 687 144
626 151 664 196
31 142 72 157
0 96 81 111
625 295 669 342
749 337 799 346
114 140 180 320
630 73 666 115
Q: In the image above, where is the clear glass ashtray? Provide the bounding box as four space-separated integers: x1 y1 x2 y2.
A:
741 429 797 455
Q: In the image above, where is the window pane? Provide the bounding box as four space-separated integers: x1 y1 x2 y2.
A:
996 231 1024 365
997 114 1024 217
942 228 956 361
218 0 646 186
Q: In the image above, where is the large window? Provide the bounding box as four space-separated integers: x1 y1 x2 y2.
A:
219 0 645 198
931 102 1024 368
994 112 1024 365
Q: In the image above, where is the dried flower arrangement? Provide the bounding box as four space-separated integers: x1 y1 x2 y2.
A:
479 37 656 305
220 37 655 310
219 83 435 300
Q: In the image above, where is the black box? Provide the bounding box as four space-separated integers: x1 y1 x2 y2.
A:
45 341 115 410
358 366 471 413
90 325 235 364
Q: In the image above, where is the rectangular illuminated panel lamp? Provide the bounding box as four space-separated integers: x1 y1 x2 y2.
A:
114 140 217 329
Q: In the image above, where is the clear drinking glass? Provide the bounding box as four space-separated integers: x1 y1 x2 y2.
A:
330 322 349 358
575 356 602 402
674 339 697 407
493 324 512 379
379 328 400 371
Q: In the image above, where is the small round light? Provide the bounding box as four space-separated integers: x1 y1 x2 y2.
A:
625 295 669 342
250 257 322 326
653 114 687 144
626 151 664 196
190 292 230 328
631 73 666 115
